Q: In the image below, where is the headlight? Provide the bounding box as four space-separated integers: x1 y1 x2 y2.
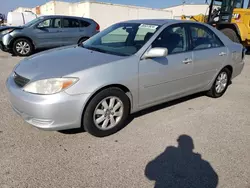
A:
23 78 78 95
1 29 14 35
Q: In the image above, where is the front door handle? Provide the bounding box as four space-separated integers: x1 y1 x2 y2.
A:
183 58 193 64
219 52 227 56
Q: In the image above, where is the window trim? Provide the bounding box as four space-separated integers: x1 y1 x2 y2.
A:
187 23 225 52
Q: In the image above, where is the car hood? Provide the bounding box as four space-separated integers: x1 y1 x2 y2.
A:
0 26 22 32
14 45 126 81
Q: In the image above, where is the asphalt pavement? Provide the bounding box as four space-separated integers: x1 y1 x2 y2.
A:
0 51 249 188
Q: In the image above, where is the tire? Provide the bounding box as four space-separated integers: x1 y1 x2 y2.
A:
78 37 89 46
220 28 241 44
13 38 34 56
207 68 231 98
83 87 130 137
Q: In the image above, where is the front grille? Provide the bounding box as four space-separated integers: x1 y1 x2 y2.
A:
13 72 30 87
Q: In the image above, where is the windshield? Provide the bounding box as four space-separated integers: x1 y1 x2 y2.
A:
22 17 42 27
82 23 160 56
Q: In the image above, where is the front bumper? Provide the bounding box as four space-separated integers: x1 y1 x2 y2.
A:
6 74 91 131
0 40 9 52
1 34 13 51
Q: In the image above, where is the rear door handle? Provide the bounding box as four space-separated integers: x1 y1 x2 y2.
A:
219 52 227 56
183 58 193 64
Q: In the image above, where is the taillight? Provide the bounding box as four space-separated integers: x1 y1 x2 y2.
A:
96 23 100 31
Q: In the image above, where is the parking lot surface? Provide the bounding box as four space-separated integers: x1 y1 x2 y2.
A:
0 51 250 188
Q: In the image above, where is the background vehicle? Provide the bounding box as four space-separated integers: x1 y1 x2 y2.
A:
7 11 38 26
0 13 5 25
0 26 22 51
1 15 100 56
6 20 245 137
182 0 250 48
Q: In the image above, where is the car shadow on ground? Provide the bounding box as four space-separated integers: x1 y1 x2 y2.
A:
59 92 205 135
145 135 219 188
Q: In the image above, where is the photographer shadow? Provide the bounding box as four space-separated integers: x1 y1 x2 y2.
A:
145 135 218 188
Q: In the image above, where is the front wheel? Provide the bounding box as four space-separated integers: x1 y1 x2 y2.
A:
207 68 231 98
13 38 34 56
83 88 130 137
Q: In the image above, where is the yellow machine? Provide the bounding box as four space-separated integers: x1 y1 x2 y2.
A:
182 0 250 47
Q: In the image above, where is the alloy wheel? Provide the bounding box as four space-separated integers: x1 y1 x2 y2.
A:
93 96 124 130
215 72 228 93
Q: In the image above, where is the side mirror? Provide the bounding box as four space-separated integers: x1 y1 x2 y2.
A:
142 47 168 59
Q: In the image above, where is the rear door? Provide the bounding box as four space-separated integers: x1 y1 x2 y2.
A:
33 18 63 48
60 18 82 46
188 23 228 90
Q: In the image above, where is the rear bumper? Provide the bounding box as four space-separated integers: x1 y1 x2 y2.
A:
232 60 245 79
0 41 9 51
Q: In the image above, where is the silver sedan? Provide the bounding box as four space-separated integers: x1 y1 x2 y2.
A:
6 19 245 137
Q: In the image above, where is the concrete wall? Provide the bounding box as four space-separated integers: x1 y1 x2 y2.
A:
89 2 173 30
39 1 55 15
54 1 71 15
70 2 90 17
164 4 209 19
12 1 173 30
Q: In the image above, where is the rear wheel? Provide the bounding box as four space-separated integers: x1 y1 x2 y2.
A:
13 38 34 56
83 87 130 137
207 68 231 98
220 28 241 44
78 37 89 46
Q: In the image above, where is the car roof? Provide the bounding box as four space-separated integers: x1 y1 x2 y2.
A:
119 19 211 27
121 19 182 25
39 15 94 22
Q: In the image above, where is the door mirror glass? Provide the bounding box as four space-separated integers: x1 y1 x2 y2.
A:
143 47 168 59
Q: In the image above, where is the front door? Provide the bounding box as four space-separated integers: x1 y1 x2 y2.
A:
139 24 194 106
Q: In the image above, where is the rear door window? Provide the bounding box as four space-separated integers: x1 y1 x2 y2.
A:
189 24 224 50
62 18 80 28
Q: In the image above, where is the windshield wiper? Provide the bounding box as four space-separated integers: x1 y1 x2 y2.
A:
82 45 129 56
82 45 106 53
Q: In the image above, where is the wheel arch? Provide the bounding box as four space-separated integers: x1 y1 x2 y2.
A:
223 65 233 79
80 84 133 127
10 36 35 48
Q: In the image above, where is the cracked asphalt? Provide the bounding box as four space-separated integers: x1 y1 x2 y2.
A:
0 51 249 188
